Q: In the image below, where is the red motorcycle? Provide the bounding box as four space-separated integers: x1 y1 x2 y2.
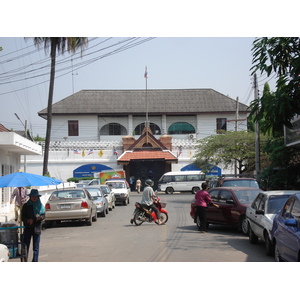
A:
131 197 168 226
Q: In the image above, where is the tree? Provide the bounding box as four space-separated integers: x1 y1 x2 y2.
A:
29 38 88 176
193 131 267 175
251 37 300 134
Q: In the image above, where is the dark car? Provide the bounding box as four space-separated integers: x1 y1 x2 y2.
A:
191 187 262 234
271 193 300 262
207 177 259 189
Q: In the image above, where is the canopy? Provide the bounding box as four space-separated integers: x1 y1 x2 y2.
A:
0 171 62 188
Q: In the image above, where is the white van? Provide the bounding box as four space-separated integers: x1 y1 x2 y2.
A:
158 171 206 194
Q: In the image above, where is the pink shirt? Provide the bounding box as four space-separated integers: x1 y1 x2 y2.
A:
195 190 213 207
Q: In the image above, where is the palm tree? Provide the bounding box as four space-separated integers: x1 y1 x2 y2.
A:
29 38 88 176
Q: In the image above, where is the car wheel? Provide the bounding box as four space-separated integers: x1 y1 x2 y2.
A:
274 242 283 262
92 210 97 222
264 232 274 256
100 209 106 217
86 213 92 226
196 215 201 231
192 187 200 194
166 187 174 195
123 198 128 206
249 227 258 244
240 216 249 235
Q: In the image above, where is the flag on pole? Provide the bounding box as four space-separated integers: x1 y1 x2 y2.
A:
74 149 80 154
98 149 104 157
88 149 94 155
144 66 148 78
113 147 119 157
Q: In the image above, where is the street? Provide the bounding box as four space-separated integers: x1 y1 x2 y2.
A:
13 192 273 262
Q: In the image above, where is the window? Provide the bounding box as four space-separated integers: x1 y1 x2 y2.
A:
168 122 195 134
251 194 262 210
100 123 127 135
68 120 79 136
174 175 186 182
282 198 294 219
291 199 300 222
209 190 219 201
216 118 227 133
134 122 161 135
219 190 233 203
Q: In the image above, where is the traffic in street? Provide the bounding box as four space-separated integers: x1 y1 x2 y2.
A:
14 192 273 262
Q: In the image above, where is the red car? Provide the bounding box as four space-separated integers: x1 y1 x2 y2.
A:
191 187 262 234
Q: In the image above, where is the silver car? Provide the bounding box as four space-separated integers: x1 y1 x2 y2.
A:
45 189 97 227
85 187 109 217
246 190 300 255
99 184 116 211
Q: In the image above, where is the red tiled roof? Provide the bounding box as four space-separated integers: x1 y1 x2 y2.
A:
0 123 10 132
118 150 178 163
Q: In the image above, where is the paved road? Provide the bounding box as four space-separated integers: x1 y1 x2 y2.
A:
15 192 274 262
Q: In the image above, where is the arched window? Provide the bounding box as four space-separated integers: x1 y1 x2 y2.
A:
134 122 161 135
168 122 195 134
100 123 127 135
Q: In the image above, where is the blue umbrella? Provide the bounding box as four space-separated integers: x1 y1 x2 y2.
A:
0 171 62 188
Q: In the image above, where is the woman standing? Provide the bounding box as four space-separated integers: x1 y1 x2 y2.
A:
21 189 45 262
194 182 219 233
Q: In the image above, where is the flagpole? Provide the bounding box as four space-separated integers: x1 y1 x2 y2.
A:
145 66 148 127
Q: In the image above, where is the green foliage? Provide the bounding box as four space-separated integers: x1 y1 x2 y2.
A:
193 131 265 174
33 134 45 141
251 37 300 133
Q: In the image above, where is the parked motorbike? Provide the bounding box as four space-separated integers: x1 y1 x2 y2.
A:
131 197 168 226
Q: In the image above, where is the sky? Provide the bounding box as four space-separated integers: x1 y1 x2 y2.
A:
0 36 271 137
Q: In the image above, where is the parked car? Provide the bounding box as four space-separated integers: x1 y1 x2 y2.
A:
84 187 109 217
99 184 116 211
246 190 300 255
45 189 97 227
0 243 10 262
105 179 130 205
207 177 259 189
272 193 300 262
191 187 262 234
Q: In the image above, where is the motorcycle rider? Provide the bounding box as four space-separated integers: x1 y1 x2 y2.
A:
130 179 162 225
141 179 162 225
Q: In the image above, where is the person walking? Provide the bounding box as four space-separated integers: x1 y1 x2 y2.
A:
194 182 219 233
10 187 28 222
136 178 142 193
21 189 45 262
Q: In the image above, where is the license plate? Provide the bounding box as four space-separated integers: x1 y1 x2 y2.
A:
60 204 71 209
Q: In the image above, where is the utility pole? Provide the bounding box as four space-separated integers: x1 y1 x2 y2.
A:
234 97 239 176
254 73 260 178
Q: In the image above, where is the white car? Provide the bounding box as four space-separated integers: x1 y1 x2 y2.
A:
105 179 130 206
0 243 10 262
99 184 116 211
246 190 300 255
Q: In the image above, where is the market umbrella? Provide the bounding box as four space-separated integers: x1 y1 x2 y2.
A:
0 171 62 188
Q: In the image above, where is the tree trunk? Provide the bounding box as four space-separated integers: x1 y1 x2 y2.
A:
42 39 57 176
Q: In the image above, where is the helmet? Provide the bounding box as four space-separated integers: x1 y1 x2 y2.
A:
145 179 154 186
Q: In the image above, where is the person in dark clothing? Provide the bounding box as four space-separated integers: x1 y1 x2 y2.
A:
21 189 45 262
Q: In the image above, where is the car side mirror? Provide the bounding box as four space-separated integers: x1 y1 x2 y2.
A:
284 218 298 227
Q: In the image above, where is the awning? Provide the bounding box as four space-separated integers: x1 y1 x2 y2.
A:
181 163 222 176
117 150 178 164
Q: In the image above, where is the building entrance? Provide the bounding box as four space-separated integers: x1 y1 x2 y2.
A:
128 160 170 191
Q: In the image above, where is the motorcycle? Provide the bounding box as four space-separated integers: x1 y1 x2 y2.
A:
131 197 168 226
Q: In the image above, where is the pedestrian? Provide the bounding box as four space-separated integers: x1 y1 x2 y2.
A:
21 189 45 262
129 175 135 191
194 182 219 233
136 178 142 193
10 186 28 222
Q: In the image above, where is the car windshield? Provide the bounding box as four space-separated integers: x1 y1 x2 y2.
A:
108 182 125 189
222 180 259 188
267 195 291 214
234 189 261 204
50 190 86 200
85 189 102 197
101 186 110 194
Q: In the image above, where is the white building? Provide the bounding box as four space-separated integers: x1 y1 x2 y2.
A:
24 89 249 188
0 124 42 214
